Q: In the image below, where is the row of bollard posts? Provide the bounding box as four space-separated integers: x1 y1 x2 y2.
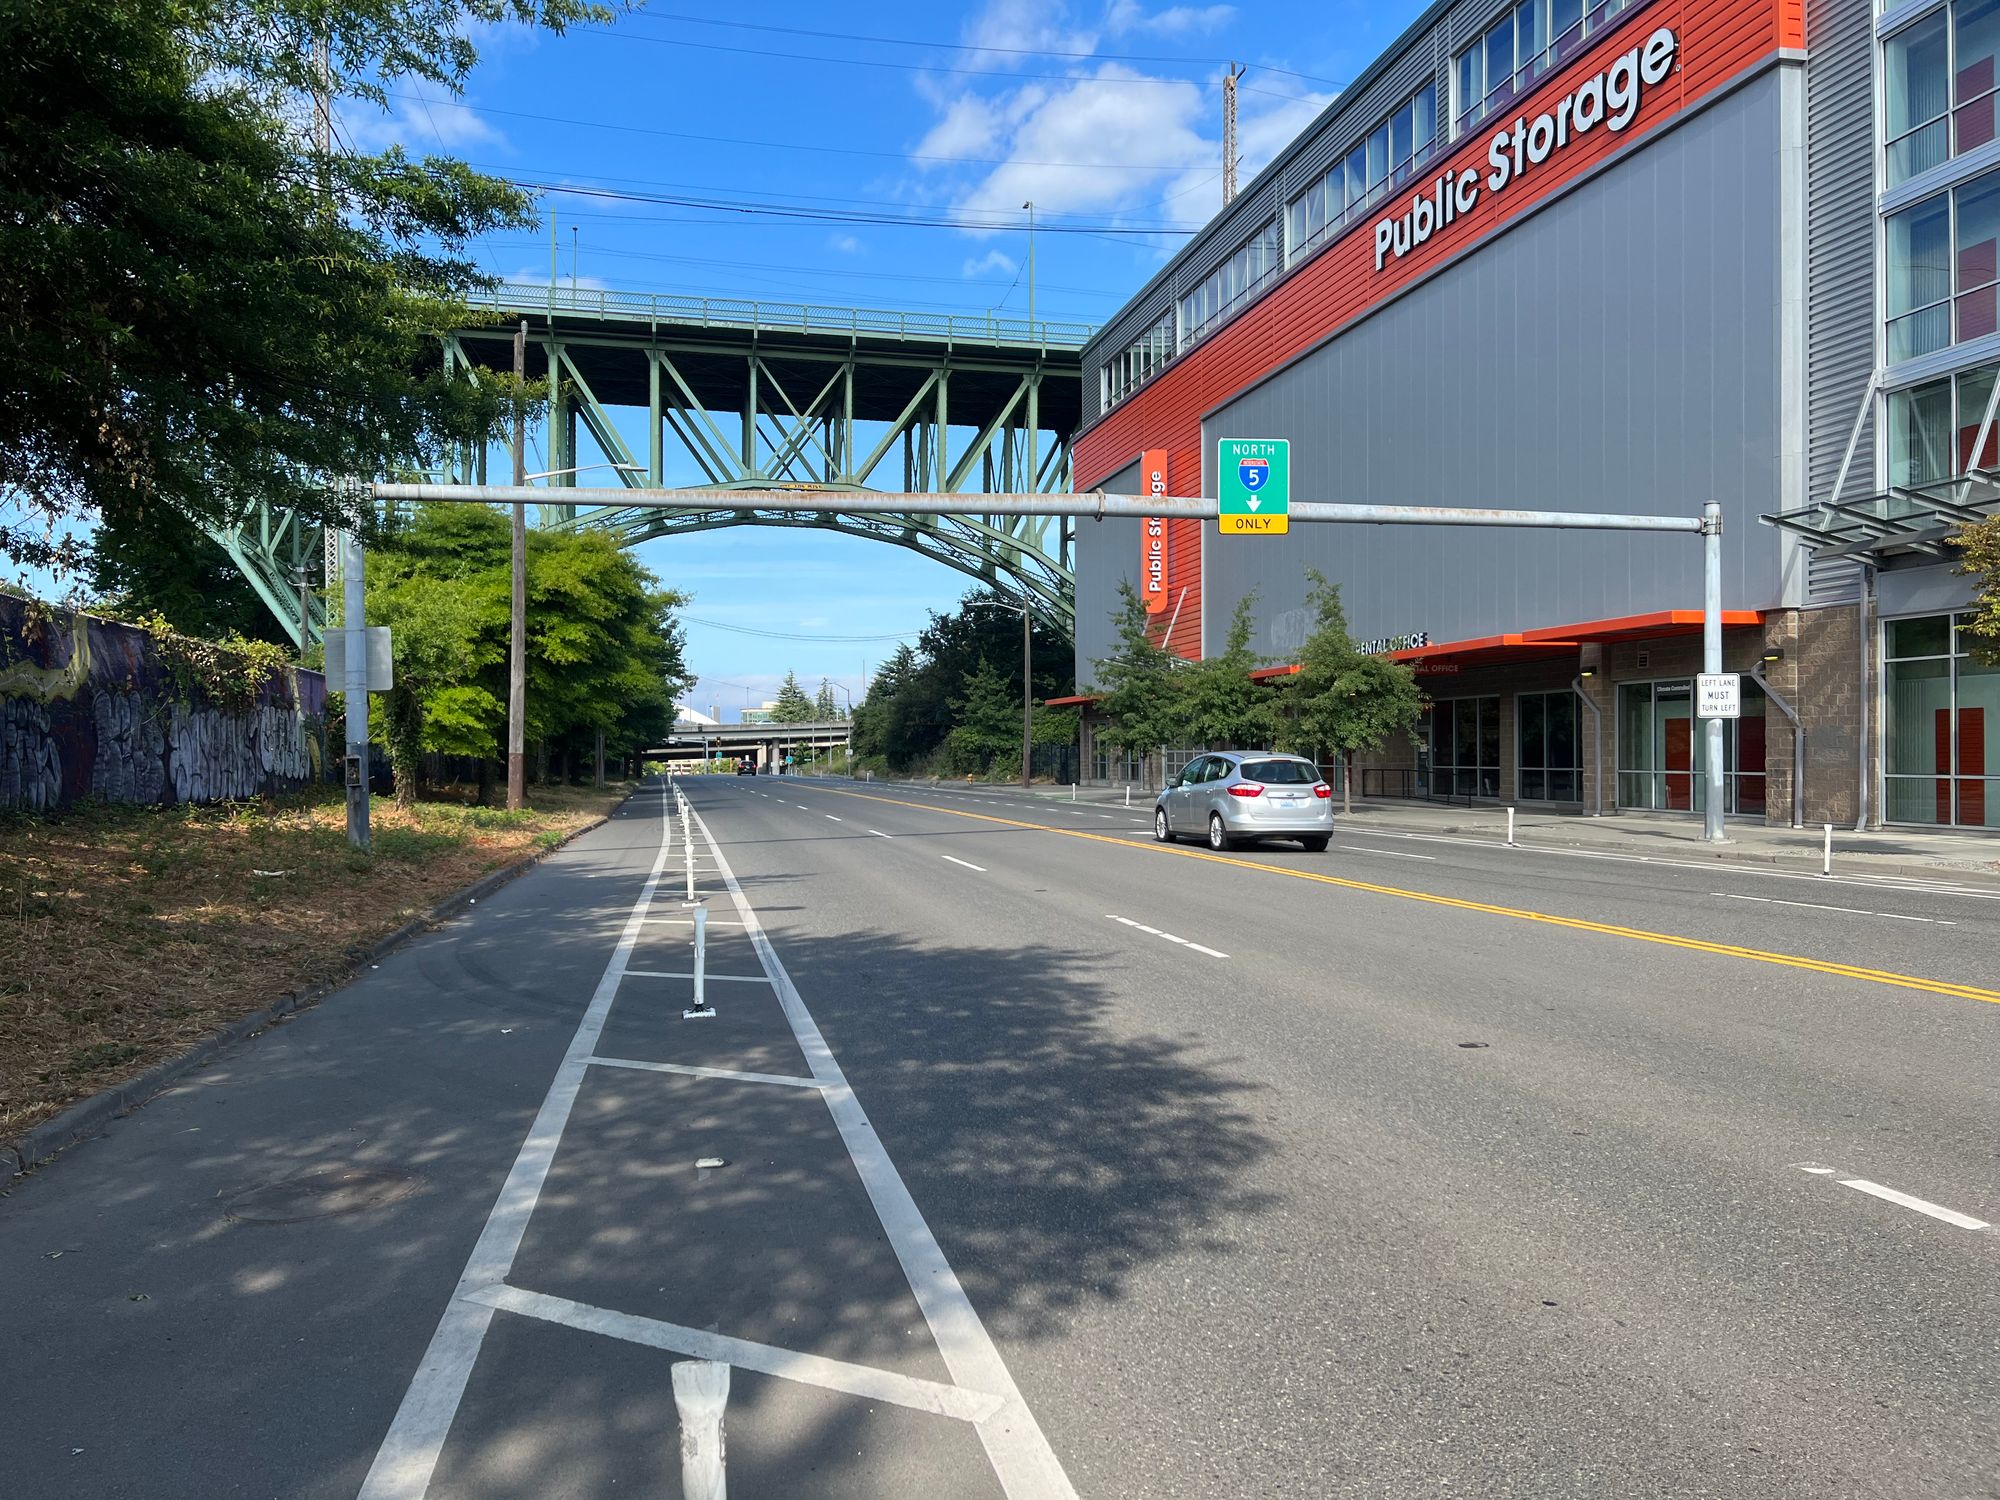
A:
674 781 714 1019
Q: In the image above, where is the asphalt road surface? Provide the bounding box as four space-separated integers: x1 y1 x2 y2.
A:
4 775 1996 1499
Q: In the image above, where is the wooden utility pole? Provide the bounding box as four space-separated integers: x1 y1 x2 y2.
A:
508 320 528 810
1222 64 1245 205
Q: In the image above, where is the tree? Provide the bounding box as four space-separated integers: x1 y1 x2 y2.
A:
815 678 839 719
361 504 689 800
1955 517 2000 663
1092 582 1189 760
0 0 600 577
85 508 289 644
942 659 1021 776
1277 571 1425 813
771 673 817 723
1176 596 1278 750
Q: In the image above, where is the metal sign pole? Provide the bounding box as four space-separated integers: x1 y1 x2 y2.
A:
342 530 371 850
375 483 1730 841
1701 502 1726 844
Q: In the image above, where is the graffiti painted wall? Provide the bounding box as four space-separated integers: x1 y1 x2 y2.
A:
0 596 326 813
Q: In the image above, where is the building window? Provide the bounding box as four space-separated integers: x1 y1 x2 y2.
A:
1883 0 2000 190
1885 165 2000 364
1883 612 1998 827
1886 361 2000 489
1100 309 1175 410
1430 695 1501 797
1179 220 1282 346
1455 0 1631 133
1287 85 1437 263
1616 679 1767 815
1517 690 1583 801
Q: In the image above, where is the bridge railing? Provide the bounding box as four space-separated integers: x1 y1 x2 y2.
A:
467 283 1095 351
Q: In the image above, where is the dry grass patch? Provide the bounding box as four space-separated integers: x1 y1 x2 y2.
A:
0 782 629 1140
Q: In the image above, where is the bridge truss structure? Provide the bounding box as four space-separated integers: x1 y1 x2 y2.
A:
211 285 1090 647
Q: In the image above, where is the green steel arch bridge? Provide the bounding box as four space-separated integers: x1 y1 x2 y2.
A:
213 284 1088 647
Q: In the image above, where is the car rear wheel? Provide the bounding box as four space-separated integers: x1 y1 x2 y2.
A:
1207 812 1233 851
1153 808 1172 843
1299 835 1330 852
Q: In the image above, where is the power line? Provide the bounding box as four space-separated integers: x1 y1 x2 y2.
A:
684 616 922 643
384 91 1213 173
581 23 1320 104
506 177 1198 236
622 7 1346 88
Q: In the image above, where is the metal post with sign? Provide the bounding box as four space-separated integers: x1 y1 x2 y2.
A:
1218 439 1290 534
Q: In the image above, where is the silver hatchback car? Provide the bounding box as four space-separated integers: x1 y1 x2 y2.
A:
1154 751 1335 851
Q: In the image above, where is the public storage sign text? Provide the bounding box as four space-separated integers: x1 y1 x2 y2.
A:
1374 27 1677 272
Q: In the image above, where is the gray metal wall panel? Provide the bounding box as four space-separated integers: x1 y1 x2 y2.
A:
1804 0 1877 606
1109 76 1789 660
1073 460 1144 684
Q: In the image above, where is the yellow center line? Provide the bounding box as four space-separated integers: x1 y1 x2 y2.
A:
801 784 2000 1008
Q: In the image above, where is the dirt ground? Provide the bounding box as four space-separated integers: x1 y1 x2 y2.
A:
0 782 630 1140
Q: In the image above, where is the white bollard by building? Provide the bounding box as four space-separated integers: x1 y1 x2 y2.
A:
1821 823 1833 879
1124 785 1131 807
672 1359 729 1500
1071 782 1078 801
683 902 714 1019
1506 807 1516 847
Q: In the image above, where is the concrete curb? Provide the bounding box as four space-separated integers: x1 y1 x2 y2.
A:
0 797 630 1188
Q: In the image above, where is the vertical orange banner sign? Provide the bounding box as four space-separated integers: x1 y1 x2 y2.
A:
1141 448 1170 615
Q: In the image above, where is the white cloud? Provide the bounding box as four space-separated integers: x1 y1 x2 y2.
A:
339 83 504 155
827 233 865 255
962 0 1102 67
504 265 610 292
962 250 1019 277
1106 2 1237 37
951 64 1208 225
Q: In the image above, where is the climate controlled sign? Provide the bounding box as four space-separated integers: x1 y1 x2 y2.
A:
1218 438 1289 535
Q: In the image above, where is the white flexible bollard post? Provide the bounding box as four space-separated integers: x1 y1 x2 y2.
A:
673 1360 729 1500
1506 806 1516 847
683 902 714 1019
1822 823 1833 878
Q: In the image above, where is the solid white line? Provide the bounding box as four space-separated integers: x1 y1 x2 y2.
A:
464 1284 1005 1424
358 786 674 1500
941 855 988 872
1334 825 2000 901
646 916 748 927
1838 1178 1992 1230
586 1055 823 1090
1186 943 1230 959
626 969 773 985
1338 844 1435 860
868 829 893 839
686 804 1077 1498
1710 891 1955 924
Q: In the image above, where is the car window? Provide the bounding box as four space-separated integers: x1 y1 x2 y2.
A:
1239 758 1316 784
1187 757 1218 784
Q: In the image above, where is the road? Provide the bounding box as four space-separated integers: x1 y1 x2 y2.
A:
3 774 1996 1498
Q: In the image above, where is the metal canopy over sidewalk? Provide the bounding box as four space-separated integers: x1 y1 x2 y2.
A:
1763 471 2000 564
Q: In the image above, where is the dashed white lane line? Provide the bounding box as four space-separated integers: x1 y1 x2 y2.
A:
825 814 843 822
868 829 893 839
1792 1163 1991 1231
941 855 988 872
1712 892 1956 924
1338 844 1435 861
1107 914 1229 959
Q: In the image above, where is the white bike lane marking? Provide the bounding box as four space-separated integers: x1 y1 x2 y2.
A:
687 798 1078 1499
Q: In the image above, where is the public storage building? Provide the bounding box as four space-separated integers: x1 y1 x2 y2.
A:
1069 0 2000 830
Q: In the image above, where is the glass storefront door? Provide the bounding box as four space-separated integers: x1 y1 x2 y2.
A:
1884 613 1998 827
1616 679 1767 815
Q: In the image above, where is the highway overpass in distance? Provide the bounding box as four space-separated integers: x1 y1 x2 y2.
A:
652 718 851 767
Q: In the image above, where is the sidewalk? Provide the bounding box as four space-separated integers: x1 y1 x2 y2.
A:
853 774 2000 885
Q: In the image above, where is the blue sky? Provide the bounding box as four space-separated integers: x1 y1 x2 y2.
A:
16 1 1434 720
